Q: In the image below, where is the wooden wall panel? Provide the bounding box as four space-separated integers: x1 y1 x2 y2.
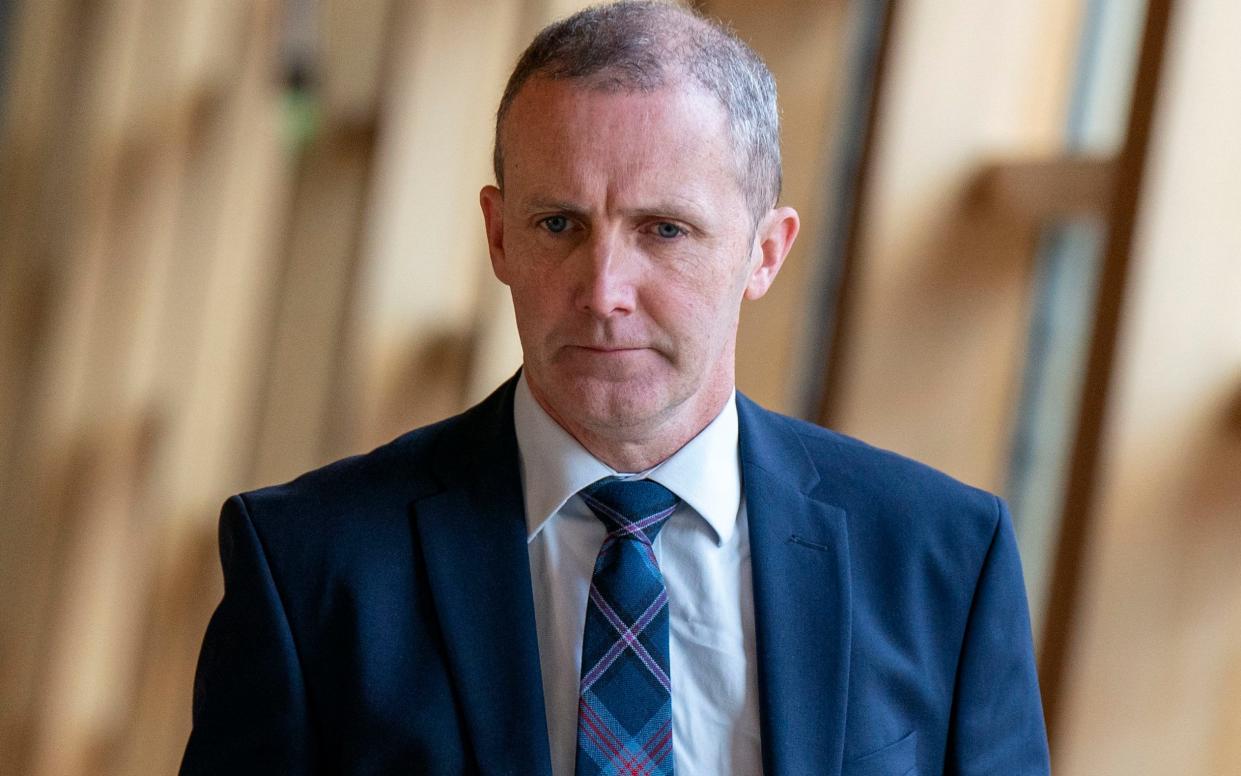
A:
1054 0 1241 770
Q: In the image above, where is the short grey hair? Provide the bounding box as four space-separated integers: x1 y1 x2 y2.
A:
493 0 782 218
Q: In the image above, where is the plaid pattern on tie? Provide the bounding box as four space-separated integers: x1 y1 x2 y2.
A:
575 477 680 776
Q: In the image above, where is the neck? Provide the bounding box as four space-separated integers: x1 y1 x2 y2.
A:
529 384 732 473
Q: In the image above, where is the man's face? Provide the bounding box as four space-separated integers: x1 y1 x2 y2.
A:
481 78 795 447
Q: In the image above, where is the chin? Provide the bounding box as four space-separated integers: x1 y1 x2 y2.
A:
570 383 665 429
545 373 675 433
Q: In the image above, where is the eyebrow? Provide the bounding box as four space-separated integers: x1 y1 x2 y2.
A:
521 198 588 217
621 201 707 225
520 196 708 226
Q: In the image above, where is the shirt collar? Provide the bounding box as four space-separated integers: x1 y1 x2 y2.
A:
512 372 742 546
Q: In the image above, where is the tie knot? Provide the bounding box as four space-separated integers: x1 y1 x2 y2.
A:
580 477 679 544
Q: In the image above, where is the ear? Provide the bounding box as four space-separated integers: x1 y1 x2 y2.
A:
744 205 800 300
480 185 509 284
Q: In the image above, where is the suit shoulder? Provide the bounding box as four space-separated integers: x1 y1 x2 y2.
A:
758 406 1002 544
216 417 470 596
759 409 1010 621
230 413 463 551
226 377 519 564
249 418 446 503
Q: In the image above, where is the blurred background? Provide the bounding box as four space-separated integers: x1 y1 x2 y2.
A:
0 0 1237 773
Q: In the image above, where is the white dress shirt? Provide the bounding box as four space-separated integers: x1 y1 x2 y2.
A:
513 373 762 776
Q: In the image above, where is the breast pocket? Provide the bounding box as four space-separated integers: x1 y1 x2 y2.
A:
842 730 917 776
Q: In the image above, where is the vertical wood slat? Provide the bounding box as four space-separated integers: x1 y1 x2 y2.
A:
344 0 536 447
812 0 899 426
0 1 84 761
249 0 397 487
1037 0 1177 742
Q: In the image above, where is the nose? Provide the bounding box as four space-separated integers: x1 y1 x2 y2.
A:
574 231 636 319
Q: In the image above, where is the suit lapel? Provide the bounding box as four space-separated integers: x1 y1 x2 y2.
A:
412 377 553 774
739 395 851 776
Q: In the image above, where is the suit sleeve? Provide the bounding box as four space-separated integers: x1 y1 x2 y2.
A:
180 495 315 775
945 496 1051 775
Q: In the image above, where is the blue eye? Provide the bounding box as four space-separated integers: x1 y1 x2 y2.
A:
542 216 570 233
654 222 684 239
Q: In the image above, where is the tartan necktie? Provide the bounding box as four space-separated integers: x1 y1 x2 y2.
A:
575 477 680 776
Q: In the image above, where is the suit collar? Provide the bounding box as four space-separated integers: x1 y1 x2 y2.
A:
738 394 852 776
413 375 553 773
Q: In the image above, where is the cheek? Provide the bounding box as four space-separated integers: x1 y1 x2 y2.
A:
679 267 749 355
664 251 750 320
509 274 576 352
644 281 731 350
504 245 559 305
510 283 558 331
507 233 579 290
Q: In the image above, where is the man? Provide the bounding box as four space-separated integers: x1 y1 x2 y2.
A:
182 2 1050 774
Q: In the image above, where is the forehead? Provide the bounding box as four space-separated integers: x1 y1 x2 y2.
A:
499 78 744 206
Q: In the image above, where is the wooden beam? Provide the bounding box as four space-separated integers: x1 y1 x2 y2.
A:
969 155 1117 224
1038 0 1178 744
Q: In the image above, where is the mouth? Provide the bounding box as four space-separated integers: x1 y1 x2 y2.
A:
561 344 654 362
554 344 662 376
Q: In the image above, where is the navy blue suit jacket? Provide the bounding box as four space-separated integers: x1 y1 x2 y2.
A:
182 377 1050 774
